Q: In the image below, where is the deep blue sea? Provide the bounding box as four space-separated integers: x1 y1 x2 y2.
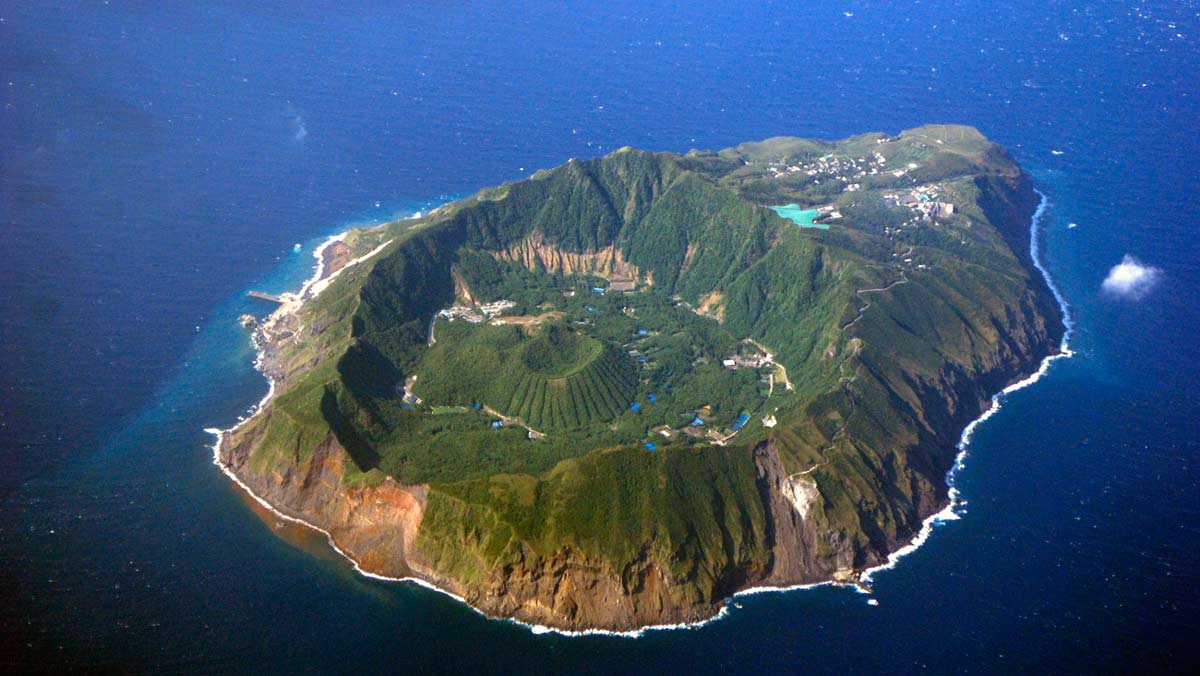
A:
3 2 1198 673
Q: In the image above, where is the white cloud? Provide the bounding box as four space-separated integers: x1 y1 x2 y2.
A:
1101 255 1162 299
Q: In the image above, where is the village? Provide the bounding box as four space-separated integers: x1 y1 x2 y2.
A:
762 143 892 184
882 183 956 226
624 325 786 449
435 299 517 324
752 142 961 266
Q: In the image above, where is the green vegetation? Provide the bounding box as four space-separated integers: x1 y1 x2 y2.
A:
415 321 636 431
418 444 771 598
235 124 1062 608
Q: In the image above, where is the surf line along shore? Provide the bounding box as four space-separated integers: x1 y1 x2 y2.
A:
855 191 1074 588
206 193 1073 637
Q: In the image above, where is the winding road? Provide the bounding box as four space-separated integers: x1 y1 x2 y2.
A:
839 272 909 332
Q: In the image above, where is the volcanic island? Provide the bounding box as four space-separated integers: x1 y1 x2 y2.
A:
214 125 1065 633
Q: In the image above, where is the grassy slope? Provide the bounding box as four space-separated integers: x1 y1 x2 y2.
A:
413 321 638 431
419 444 770 601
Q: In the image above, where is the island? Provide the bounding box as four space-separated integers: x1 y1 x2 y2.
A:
213 125 1065 633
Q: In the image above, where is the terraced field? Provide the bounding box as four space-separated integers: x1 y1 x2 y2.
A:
507 343 637 429
414 320 637 431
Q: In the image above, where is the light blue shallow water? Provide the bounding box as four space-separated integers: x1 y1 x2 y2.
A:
769 204 827 229
2 1 1198 673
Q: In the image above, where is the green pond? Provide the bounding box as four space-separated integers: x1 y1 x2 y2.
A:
769 204 828 229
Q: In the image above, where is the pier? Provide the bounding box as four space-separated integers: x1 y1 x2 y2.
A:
248 291 284 303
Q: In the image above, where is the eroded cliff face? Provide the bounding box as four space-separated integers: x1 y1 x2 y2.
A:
220 424 721 629
404 444 839 631
494 232 646 283
418 540 725 631
753 443 851 584
220 423 427 580
219 423 873 630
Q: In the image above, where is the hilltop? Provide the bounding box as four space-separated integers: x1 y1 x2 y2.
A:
215 125 1064 631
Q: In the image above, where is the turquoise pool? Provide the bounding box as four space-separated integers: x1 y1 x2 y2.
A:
769 204 828 229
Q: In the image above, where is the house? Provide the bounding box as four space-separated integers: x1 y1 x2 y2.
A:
650 424 677 440
731 413 751 431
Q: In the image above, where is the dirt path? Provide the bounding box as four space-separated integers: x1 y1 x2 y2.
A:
481 404 545 440
793 461 828 477
490 311 563 327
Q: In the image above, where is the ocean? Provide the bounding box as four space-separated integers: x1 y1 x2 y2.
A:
2 1 1198 673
